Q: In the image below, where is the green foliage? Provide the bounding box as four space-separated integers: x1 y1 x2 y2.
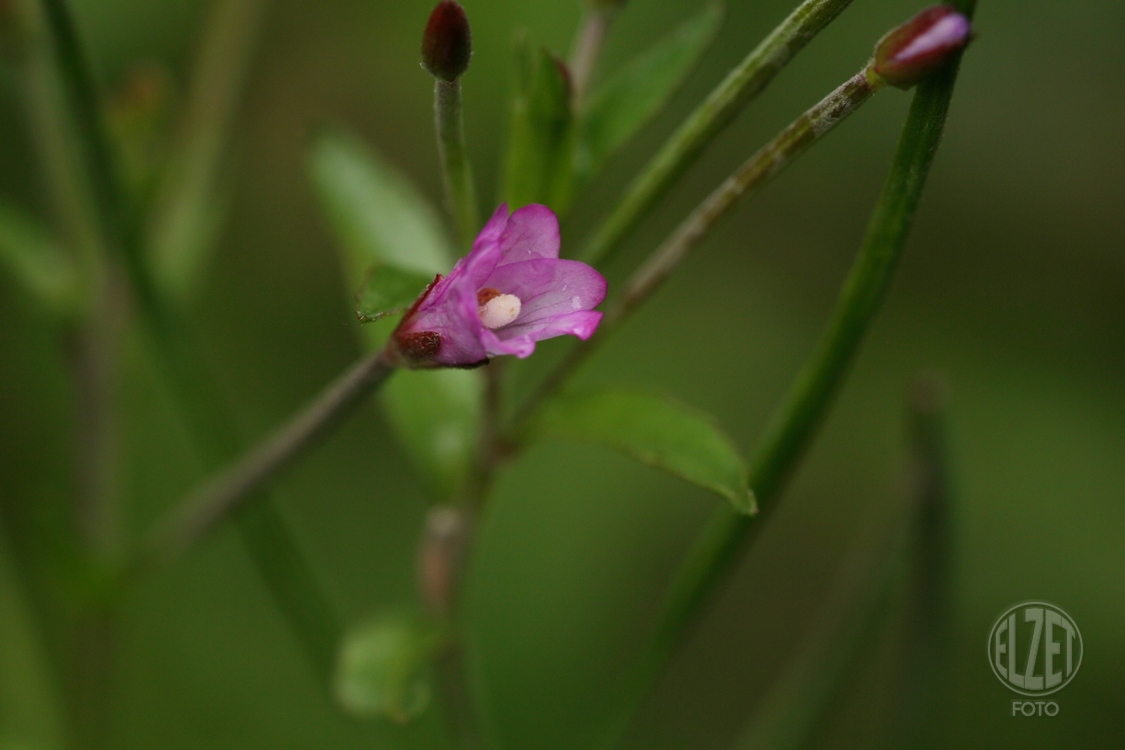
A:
381 370 483 497
576 2 723 187
0 203 80 317
308 127 455 280
534 389 756 514
307 128 484 498
502 39 576 213
334 611 443 724
354 264 435 323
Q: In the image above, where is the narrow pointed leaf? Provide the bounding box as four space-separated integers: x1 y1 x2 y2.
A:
0 203 81 316
502 38 576 213
308 127 455 279
354 264 435 323
307 129 483 497
535 389 755 513
334 611 442 723
577 2 724 185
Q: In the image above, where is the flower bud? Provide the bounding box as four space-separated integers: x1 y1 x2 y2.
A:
872 5 972 90
421 1 472 82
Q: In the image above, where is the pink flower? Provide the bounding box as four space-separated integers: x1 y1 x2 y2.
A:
391 204 607 368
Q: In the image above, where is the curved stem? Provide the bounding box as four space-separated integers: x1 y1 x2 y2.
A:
579 0 855 267
590 7 975 743
517 67 882 427
142 348 397 562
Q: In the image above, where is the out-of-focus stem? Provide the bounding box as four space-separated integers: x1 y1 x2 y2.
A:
569 4 618 106
143 348 397 562
148 0 269 301
579 0 855 267
517 67 882 426
34 0 346 686
435 78 480 250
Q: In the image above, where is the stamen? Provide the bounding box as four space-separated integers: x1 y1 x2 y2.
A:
478 292 521 329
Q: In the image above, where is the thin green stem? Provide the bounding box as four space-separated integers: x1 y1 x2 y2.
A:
148 0 270 301
435 79 480 250
589 5 975 744
579 0 854 267
143 348 396 562
888 374 954 746
35 0 347 685
569 5 618 106
517 67 882 427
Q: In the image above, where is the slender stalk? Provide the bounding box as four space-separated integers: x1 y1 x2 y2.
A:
888 374 954 747
569 4 618 106
148 0 270 301
143 348 397 561
435 79 480 250
579 0 854 267
517 67 882 426
35 0 348 685
590 5 975 743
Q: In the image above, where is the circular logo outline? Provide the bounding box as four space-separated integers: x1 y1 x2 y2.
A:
987 600 1082 697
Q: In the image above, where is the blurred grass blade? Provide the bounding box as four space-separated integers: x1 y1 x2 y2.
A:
308 127 456 280
888 374 955 745
576 2 723 187
354 264 434 323
735 504 908 750
0 202 81 316
147 0 270 303
334 611 443 723
501 38 576 213
306 128 482 497
533 389 756 513
0 528 64 750
381 370 483 497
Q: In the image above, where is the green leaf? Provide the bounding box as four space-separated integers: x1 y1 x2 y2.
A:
0 532 64 750
308 127 455 281
576 2 724 187
354 264 434 323
501 38 576 213
0 203 81 317
535 389 756 514
307 128 485 498
334 611 443 724
381 369 483 497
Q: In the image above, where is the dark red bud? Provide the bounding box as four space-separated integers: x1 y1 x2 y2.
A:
422 1 472 82
873 5 972 90
395 330 442 361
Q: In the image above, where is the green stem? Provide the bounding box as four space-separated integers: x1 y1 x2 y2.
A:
148 0 270 301
591 7 975 745
579 0 854 267
435 78 480 250
569 5 618 106
143 348 396 561
517 67 882 427
36 0 347 685
889 374 954 746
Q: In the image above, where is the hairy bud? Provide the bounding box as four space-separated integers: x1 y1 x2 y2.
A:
872 5 972 89
421 1 472 81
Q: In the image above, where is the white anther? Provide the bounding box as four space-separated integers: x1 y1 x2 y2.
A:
478 293 521 329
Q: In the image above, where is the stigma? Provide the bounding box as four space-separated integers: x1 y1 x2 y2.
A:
477 288 521 329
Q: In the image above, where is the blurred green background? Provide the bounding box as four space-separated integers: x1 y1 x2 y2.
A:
1 0 1123 748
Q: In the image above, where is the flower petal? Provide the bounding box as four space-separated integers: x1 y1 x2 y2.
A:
474 203 509 253
497 204 560 265
482 258 607 325
481 310 604 358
